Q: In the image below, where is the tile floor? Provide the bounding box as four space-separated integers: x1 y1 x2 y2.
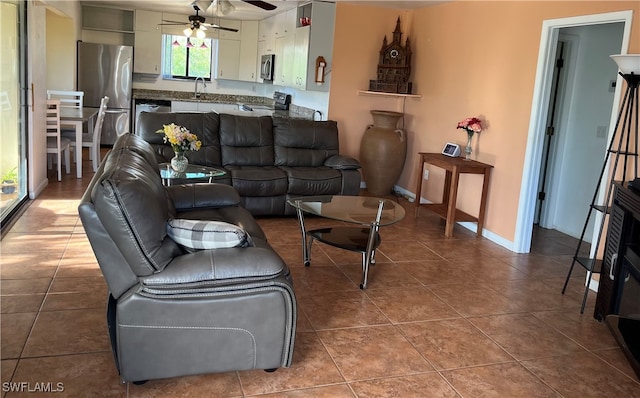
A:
1 153 639 397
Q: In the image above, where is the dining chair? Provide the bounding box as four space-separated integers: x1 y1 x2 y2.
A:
45 99 72 181
47 90 85 136
46 90 83 109
62 96 109 172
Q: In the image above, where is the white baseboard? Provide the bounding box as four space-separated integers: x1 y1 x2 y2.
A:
29 178 48 200
391 184 517 252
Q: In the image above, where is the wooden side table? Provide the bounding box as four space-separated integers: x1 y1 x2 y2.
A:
414 153 493 237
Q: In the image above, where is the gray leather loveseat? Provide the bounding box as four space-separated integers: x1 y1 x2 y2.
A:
78 133 297 383
136 112 361 216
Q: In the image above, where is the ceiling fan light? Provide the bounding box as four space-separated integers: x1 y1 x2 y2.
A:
183 27 193 37
215 0 235 16
193 0 213 12
196 28 206 39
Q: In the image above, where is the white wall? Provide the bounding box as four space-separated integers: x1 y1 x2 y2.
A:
543 22 624 239
46 9 76 90
28 1 48 199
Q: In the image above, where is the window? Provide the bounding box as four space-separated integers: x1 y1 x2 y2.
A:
162 35 212 80
1 0 28 228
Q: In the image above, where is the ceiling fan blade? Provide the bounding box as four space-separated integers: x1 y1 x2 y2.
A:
203 23 239 32
161 20 187 24
242 0 277 11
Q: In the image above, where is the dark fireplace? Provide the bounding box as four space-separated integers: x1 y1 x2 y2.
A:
617 246 640 317
606 246 640 380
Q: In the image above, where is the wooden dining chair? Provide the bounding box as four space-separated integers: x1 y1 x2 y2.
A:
47 90 85 135
62 96 109 172
45 99 72 181
46 90 84 109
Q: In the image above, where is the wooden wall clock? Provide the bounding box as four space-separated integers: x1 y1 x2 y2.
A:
369 17 413 94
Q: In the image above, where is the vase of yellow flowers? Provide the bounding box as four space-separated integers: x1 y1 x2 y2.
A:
156 123 202 172
456 117 483 160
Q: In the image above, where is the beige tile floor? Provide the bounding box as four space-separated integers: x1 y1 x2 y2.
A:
1 152 639 397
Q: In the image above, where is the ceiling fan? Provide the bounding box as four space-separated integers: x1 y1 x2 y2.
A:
159 1 277 38
159 5 238 38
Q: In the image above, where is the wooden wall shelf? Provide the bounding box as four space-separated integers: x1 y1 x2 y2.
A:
357 90 422 99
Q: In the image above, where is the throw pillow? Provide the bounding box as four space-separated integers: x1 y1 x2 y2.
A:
166 219 251 250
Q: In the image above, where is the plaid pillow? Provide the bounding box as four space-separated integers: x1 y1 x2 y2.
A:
166 219 250 250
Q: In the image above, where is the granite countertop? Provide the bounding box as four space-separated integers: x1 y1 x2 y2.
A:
132 89 315 120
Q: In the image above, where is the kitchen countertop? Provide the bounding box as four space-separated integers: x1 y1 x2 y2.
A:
132 89 316 120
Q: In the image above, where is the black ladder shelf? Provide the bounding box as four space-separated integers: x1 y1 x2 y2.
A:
562 71 639 314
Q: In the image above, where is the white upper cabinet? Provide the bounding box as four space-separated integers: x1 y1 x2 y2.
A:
215 20 258 82
239 21 259 82
271 2 335 91
298 1 335 92
292 26 310 90
215 39 241 80
134 10 162 74
258 16 275 54
215 19 242 40
273 8 295 38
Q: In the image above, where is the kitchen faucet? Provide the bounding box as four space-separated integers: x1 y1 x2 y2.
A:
194 77 206 98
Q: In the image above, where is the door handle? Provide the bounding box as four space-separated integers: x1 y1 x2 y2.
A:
609 253 618 280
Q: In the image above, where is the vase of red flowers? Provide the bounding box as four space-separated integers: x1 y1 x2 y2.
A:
456 117 483 160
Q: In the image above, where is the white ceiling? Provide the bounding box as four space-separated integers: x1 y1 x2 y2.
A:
81 0 440 21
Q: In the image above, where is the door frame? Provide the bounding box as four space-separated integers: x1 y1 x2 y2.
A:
513 10 634 253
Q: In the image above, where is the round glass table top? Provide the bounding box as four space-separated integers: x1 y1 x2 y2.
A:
159 163 226 181
287 195 406 226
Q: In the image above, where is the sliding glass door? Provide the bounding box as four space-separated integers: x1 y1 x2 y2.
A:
0 0 27 229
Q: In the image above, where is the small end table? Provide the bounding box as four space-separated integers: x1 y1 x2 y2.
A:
414 153 493 237
159 163 226 186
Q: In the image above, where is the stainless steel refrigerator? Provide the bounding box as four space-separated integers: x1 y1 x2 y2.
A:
77 42 132 145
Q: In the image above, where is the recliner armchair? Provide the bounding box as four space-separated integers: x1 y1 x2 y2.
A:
78 133 297 383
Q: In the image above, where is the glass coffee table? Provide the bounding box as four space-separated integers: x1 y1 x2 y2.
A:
159 163 226 186
287 195 406 289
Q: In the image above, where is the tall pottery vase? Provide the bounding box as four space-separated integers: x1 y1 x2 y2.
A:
359 110 406 195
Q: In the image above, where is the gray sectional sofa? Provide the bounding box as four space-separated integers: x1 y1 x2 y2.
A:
79 133 297 383
136 112 362 216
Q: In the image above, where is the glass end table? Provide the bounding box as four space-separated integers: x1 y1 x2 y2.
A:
287 195 406 289
159 163 226 186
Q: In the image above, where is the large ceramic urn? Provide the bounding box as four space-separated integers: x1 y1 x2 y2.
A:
359 110 406 195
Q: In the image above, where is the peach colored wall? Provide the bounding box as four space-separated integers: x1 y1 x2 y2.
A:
328 1 640 245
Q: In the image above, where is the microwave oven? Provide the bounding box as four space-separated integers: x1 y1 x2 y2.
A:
260 54 274 81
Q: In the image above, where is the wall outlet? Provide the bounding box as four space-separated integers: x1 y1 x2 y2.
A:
423 170 429 180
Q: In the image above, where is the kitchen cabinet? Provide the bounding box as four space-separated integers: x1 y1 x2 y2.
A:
81 4 134 46
270 1 335 92
273 9 295 38
214 20 257 82
134 10 162 74
216 19 241 40
258 17 275 54
171 101 238 113
292 26 310 89
297 1 335 92
215 39 241 80
274 34 294 86
82 5 134 33
239 21 259 82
